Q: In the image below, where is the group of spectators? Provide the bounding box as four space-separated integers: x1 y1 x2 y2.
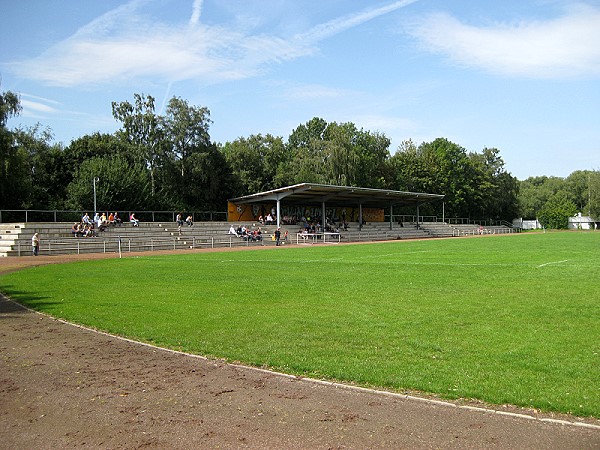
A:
176 213 194 234
257 214 276 225
71 212 123 238
300 219 341 234
228 224 264 241
229 224 290 244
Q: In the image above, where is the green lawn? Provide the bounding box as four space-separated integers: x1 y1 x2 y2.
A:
1 232 599 417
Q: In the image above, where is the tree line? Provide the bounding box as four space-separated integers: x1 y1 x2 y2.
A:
1 88 598 227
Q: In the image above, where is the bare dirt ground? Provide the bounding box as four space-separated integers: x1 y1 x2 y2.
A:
1 250 599 449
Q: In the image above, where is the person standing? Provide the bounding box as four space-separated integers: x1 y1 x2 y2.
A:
31 233 40 256
176 213 183 235
275 227 281 246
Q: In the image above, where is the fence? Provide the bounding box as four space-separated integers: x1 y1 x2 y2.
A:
13 234 278 256
0 209 228 224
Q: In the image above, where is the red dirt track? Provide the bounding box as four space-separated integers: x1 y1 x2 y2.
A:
1 249 599 449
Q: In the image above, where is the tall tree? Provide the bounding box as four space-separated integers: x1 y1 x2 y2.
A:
12 125 66 209
518 176 569 219
162 96 212 178
286 118 391 188
222 134 288 195
0 87 26 208
588 170 600 220
565 170 593 213
160 97 235 209
416 138 475 218
468 147 519 220
66 155 151 211
112 94 164 198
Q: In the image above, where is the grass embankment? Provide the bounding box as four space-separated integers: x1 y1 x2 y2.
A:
1 232 598 417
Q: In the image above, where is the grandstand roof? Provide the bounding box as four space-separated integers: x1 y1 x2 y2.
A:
229 183 444 208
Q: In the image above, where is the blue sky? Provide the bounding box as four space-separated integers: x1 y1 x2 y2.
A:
2 0 599 180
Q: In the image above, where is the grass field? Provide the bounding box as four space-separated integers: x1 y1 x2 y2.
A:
1 232 599 418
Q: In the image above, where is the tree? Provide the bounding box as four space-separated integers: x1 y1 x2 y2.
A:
112 94 165 198
161 97 234 209
518 176 569 219
565 170 594 214
0 87 21 127
415 138 476 218
11 125 67 209
537 193 577 229
285 117 391 188
468 147 519 221
387 139 429 192
222 134 288 195
587 170 600 220
174 142 234 210
162 96 212 178
0 87 26 209
66 155 151 211
65 133 131 168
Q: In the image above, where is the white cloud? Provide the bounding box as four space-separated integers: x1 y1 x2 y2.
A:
20 98 58 115
189 0 203 26
409 4 600 78
297 0 418 43
278 82 349 100
5 0 417 87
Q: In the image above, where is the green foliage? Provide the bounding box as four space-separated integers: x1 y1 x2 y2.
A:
537 193 578 229
12 125 68 209
222 134 289 195
518 172 596 222
589 171 600 220
285 117 391 188
389 139 518 220
1 86 567 222
112 93 165 197
0 86 21 127
2 233 599 417
66 155 151 211
0 87 27 209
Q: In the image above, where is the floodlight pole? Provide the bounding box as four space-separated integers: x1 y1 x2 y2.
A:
93 177 99 215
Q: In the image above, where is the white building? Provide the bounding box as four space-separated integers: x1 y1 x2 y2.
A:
568 213 598 230
513 218 542 230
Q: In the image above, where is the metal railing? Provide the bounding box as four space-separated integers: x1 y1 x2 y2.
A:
0 209 228 224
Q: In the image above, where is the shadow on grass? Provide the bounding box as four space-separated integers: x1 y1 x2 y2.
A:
0 287 56 316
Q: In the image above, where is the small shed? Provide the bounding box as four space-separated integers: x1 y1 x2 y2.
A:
568 213 598 230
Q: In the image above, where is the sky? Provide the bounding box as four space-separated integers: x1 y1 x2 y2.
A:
1 0 600 180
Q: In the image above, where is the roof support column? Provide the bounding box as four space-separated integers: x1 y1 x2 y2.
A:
322 202 326 233
389 203 393 230
359 203 363 231
276 199 281 228
416 203 420 230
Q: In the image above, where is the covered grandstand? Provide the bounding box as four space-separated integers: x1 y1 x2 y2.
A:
228 183 445 230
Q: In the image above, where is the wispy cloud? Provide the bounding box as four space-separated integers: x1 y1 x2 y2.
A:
5 0 416 87
297 0 418 43
408 4 600 79
17 93 60 118
189 0 203 26
20 99 59 115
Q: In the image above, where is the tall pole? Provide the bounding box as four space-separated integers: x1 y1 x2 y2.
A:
93 177 99 215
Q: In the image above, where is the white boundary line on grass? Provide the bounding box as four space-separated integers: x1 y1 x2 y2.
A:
537 260 569 268
3 295 599 432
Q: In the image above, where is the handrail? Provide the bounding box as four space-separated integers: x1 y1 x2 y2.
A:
0 209 228 224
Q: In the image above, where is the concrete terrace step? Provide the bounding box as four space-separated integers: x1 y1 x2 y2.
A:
0 221 440 256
